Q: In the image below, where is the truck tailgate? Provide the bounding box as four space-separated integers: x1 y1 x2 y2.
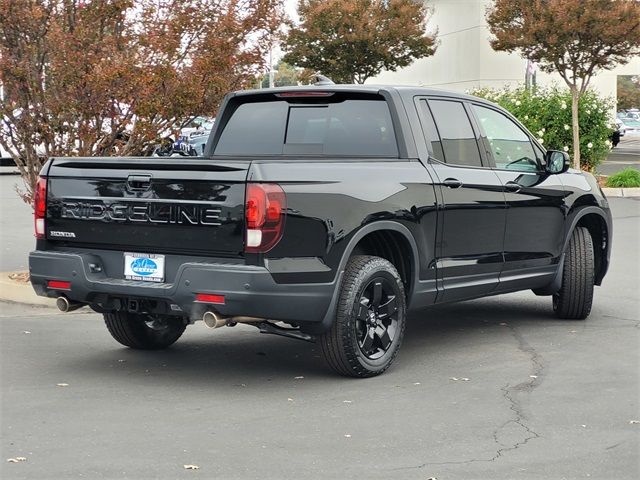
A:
45 157 248 256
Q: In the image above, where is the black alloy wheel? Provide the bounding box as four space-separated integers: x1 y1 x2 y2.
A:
320 255 407 377
355 277 400 360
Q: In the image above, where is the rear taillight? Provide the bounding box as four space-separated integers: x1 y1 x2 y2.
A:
34 176 47 239
245 183 286 253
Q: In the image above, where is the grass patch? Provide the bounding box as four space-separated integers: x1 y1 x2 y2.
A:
605 168 640 188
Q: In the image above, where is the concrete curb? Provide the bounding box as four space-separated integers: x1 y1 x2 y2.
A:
602 187 640 198
0 273 55 307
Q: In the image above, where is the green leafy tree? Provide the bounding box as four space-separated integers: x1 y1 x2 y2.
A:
617 75 640 111
260 62 304 88
473 86 614 172
486 0 640 170
283 0 437 84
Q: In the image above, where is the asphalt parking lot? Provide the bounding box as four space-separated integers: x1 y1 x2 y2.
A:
1 197 639 480
597 136 640 176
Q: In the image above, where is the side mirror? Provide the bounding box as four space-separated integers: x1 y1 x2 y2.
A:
545 150 570 174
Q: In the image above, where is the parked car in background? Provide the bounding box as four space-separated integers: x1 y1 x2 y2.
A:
152 116 215 157
620 118 640 135
614 119 626 138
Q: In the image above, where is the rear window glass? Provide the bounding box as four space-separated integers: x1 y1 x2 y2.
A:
214 99 398 156
428 99 483 167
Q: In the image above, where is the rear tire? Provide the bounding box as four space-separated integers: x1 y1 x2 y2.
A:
553 227 595 320
320 255 407 378
104 312 186 349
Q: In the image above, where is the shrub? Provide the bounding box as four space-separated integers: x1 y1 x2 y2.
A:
471 86 614 171
605 168 640 188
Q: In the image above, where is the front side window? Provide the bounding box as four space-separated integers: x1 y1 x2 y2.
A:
428 100 483 167
472 104 539 172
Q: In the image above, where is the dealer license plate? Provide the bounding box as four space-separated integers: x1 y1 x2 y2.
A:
124 252 165 283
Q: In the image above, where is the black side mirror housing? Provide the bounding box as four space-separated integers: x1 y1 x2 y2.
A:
545 150 571 174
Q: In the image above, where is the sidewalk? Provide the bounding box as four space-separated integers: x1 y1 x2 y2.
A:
0 272 54 306
601 187 640 197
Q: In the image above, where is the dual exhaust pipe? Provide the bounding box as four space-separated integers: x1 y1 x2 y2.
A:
56 296 256 330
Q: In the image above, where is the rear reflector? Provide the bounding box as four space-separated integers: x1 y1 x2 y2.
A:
195 293 225 304
47 280 71 290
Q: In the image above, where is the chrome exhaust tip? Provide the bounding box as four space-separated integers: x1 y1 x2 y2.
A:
202 310 228 329
56 297 83 312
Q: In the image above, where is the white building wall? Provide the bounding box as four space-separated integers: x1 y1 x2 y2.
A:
370 0 639 109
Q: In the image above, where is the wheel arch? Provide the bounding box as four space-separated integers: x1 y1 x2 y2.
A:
308 221 420 335
564 206 611 286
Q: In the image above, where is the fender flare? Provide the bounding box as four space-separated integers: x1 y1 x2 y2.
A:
563 205 611 286
562 206 611 254
305 221 421 335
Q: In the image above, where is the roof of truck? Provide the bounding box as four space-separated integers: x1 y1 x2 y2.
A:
233 84 489 104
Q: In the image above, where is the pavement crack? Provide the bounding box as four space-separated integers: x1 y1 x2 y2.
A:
392 324 542 470
489 324 543 459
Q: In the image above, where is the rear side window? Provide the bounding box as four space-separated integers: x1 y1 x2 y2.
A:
214 99 398 157
428 100 482 167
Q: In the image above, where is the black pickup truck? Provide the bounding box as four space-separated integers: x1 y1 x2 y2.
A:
29 85 612 377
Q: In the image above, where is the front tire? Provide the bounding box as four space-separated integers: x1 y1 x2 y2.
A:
553 227 595 320
104 312 186 349
320 255 407 377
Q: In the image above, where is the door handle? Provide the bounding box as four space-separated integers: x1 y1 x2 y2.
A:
443 178 462 189
504 181 522 193
127 174 152 191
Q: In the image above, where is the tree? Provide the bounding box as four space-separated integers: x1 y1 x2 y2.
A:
282 0 437 84
259 62 305 88
0 0 284 203
617 75 640 111
486 0 640 169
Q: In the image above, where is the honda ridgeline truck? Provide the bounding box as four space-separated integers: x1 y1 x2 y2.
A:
29 85 612 377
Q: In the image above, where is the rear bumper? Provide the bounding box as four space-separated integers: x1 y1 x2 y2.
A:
29 250 334 325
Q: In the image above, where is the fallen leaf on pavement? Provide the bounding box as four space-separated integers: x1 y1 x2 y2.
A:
183 465 199 470
7 457 27 463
